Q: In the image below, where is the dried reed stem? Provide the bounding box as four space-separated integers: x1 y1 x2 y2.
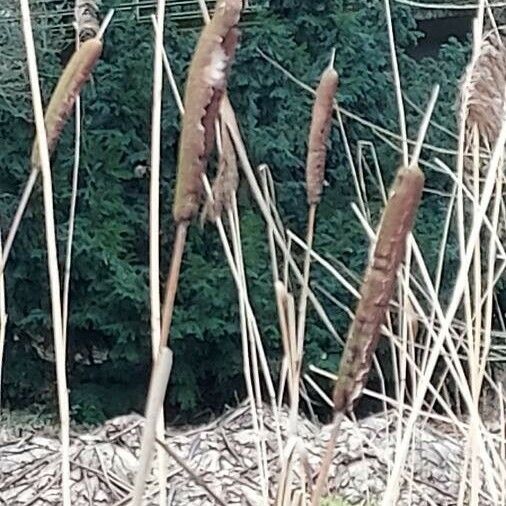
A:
160 223 188 348
310 414 341 506
146 1 168 504
0 168 37 273
62 26 82 348
131 347 173 506
260 166 281 284
151 15 185 116
19 0 71 503
0 232 7 409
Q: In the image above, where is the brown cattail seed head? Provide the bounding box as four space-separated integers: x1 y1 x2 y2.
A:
333 164 424 413
460 28 506 240
306 66 338 206
173 0 242 223
31 37 103 168
463 28 506 148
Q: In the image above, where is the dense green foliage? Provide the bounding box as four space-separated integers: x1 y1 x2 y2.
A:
0 0 474 423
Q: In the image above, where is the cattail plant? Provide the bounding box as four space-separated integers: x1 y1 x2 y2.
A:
1 12 112 272
457 24 506 506
297 52 338 385
460 27 505 238
160 0 242 348
291 53 337 456
310 163 424 505
133 2 242 503
464 27 506 152
332 164 425 412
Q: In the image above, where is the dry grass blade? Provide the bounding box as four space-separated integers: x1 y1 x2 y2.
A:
146 1 169 505
0 232 7 409
333 163 425 413
131 347 173 506
18 0 73 503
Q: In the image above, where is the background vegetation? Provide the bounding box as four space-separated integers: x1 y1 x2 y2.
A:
0 0 480 423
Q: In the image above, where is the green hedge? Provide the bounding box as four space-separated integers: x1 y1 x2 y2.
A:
0 0 472 423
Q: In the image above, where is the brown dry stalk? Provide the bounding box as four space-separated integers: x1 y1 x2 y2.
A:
306 64 338 205
173 0 242 223
201 119 239 223
333 164 425 413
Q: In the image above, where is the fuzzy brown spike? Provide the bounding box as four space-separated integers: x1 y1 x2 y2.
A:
173 0 242 223
464 28 506 147
333 164 425 413
31 38 103 168
306 65 338 205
